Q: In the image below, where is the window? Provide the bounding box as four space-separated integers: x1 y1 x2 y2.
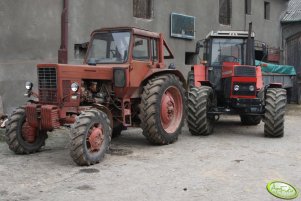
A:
264 2 270 20
210 38 249 66
245 0 251 15
185 52 197 65
74 42 89 59
87 32 130 64
133 0 153 19
219 0 232 25
170 13 195 40
133 37 149 60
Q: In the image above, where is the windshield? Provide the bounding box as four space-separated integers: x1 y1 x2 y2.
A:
210 38 248 66
87 32 131 64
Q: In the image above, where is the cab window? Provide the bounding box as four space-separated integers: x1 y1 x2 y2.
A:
133 37 149 60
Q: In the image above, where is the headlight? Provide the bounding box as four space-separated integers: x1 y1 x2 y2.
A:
234 85 240 91
71 82 79 92
249 85 255 91
25 81 33 90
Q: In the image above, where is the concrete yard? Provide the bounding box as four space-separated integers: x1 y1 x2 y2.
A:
0 105 300 201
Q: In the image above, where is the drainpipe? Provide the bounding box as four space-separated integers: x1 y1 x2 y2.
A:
58 0 68 64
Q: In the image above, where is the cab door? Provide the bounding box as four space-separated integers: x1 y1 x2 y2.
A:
130 36 158 87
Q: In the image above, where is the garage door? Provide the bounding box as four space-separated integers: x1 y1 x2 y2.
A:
287 33 301 104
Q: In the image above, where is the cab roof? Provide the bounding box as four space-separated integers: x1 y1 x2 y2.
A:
91 26 161 38
206 31 255 39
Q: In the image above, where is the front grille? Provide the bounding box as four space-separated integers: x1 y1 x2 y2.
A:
232 82 256 96
38 67 57 103
234 66 256 77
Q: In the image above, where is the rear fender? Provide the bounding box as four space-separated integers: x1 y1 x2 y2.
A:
139 69 187 93
267 83 283 89
192 64 206 87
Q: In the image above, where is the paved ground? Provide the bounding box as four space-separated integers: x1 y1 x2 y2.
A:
0 105 300 201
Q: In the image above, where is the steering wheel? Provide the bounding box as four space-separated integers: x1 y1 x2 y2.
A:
222 56 238 62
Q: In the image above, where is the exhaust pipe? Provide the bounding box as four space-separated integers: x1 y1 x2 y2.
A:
58 0 68 64
246 22 252 65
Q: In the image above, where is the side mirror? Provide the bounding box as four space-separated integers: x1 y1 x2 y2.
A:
87 58 97 66
195 40 204 54
134 40 143 47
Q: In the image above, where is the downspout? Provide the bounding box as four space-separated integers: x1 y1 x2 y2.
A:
58 0 68 64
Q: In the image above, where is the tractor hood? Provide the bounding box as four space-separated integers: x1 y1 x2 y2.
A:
222 62 257 78
37 63 130 80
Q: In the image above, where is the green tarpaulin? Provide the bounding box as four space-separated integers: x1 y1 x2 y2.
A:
255 60 296 75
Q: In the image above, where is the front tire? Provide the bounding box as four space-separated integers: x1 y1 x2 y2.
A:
187 86 214 136
70 109 111 166
264 88 287 138
5 107 47 154
139 74 186 145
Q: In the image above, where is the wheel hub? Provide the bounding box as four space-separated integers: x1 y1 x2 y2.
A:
161 92 175 125
88 126 103 152
22 122 37 143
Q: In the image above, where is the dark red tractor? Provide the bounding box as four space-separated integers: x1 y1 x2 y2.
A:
187 25 287 137
5 27 186 165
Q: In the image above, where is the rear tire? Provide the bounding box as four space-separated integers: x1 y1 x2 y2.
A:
139 74 186 145
5 107 47 154
187 86 214 136
240 115 261 125
264 88 287 138
70 109 111 166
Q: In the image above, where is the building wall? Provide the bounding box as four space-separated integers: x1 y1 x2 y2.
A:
0 0 288 113
0 0 62 114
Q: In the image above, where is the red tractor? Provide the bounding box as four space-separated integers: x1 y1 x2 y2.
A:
187 26 287 137
5 27 186 166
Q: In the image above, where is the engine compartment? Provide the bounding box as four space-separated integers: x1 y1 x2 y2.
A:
80 79 113 105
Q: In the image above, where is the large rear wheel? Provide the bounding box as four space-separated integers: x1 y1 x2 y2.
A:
264 88 287 138
187 86 214 136
5 107 47 154
139 74 186 145
70 109 111 166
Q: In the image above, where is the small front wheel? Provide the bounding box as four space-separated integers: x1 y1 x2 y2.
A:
70 109 111 166
5 107 47 154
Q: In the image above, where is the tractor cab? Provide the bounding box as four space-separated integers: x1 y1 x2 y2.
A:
196 31 257 94
187 27 287 138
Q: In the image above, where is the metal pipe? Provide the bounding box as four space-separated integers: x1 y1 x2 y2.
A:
246 22 252 65
58 0 68 64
